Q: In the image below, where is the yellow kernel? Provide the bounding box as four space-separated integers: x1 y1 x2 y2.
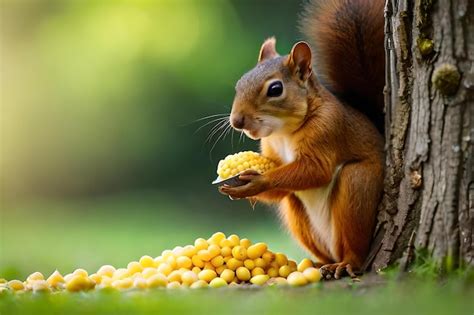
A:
209 277 227 288
97 265 116 277
89 273 102 285
139 255 156 268
232 246 247 260
181 271 198 286
279 265 292 278
208 244 221 258
194 238 209 250
8 280 24 291
46 270 65 288
297 258 314 272
133 277 148 289
127 261 143 275
251 267 265 277
267 277 288 286
161 250 174 259
226 258 244 270
288 260 298 271
254 258 267 268
204 262 215 270
142 267 158 279
64 273 74 282
262 251 275 263
182 245 197 258
244 259 255 270
154 256 164 265
147 274 168 288
197 250 213 262
287 271 308 286
198 270 217 283
27 272 44 282
221 246 232 257
172 246 184 257
267 267 279 278
167 281 181 289
250 275 269 286
303 267 322 283
227 234 240 247
157 263 172 276
72 268 88 278
275 253 288 266
247 243 268 259
166 256 178 269
167 270 182 283
211 255 224 268
176 256 193 269
236 267 251 281
192 266 201 274
192 255 205 268
219 239 233 248
190 280 208 289
215 265 226 275
220 269 235 283
209 232 226 245
66 275 92 292
240 238 252 249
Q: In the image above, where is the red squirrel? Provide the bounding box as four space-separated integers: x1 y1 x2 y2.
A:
219 0 385 279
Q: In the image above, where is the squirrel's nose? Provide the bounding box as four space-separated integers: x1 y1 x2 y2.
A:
231 115 246 129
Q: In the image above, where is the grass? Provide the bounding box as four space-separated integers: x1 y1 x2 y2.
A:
1 192 473 315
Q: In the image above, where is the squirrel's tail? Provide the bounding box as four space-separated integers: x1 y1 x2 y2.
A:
301 0 385 133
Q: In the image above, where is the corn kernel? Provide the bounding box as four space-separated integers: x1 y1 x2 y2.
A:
219 239 233 248
73 269 88 277
46 270 65 288
215 265 226 275
197 250 213 262
192 266 201 274
251 267 265 277
172 246 184 257
8 280 24 291
275 253 288 266
227 234 240 247
226 258 244 270
267 277 288 286
267 267 279 278
113 268 130 280
177 256 193 269
157 263 172 276
89 273 101 285
221 247 232 257
208 244 221 258
287 271 308 286
139 255 156 268
142 267 158 279
154 256 164 265
167 270 182 283
181 271 198 286
192 255 205 268
220 269 235 283
262 251 275 263
288 260 298 272
167 281 181 289
303 267 321 283
209 277 227 288
204 262 215 270
161 250 174 259
133 277 148 289
236 267 251 281
254 258 267 268
27 272 44 282
194 238 208 250
97 265 116 277
66 275 93 292
231 246 247 260
217 151 276 179
198 270 217 283
209 232 226 245
244 259 255 270
166 256 178 269
250 275 269 286
297 258 313 272
127 261 143 275
279 265 292 278
240 238 252 249
247 243 268 259
211 255 224 268
147 274 168 288
182 245 197 258
32 280 50 293
190 280 208 289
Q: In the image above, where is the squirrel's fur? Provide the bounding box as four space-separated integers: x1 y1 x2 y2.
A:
220 0 385 278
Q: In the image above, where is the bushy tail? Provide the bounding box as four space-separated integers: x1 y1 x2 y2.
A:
301 0 385 132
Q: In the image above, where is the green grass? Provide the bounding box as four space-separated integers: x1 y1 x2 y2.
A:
1 193 473 315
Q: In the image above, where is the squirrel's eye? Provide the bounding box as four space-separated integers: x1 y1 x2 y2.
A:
267 81 283 97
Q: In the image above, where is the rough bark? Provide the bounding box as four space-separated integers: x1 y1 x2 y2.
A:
369 0 473 271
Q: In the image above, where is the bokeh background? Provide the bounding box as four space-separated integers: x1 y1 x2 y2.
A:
0 0 306 280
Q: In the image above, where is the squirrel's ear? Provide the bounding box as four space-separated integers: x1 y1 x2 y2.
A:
288 41 312 82
258 37 279 63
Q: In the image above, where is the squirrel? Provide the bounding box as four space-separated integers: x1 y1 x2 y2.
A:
219 0 385 279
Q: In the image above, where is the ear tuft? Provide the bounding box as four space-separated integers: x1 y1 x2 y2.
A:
258 37 279 63
288 41 313 81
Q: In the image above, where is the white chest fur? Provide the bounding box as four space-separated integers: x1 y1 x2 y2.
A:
294 166 342 261
268 136 295 164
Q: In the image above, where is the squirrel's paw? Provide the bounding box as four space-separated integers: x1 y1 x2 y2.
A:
320 262 358 280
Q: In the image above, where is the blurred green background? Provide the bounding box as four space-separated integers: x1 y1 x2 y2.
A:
0 0 306 280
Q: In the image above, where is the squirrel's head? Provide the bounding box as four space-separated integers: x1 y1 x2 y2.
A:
230 37 313 140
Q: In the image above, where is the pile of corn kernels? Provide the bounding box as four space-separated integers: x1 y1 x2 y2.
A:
1 232 321 293
216 151 277 180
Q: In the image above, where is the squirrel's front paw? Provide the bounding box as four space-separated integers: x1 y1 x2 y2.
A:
218 175 269 199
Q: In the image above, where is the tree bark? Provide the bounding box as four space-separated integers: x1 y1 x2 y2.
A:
369 0 473 271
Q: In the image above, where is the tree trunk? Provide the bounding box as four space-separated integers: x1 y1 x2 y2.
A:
368 0 473 271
